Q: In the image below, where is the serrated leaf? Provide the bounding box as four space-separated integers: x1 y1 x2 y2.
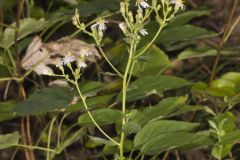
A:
13 86 74 115
78 108 122 127
0 132 20 149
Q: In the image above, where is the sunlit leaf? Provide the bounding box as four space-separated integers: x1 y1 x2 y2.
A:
0 132 20 149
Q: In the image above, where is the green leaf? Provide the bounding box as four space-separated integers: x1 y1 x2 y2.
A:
212 144 233 160
86 136 117 148
0 100 18 122
156 25 216 47
133 45 171 76
168 10 210 28
209 79 236 97
179 131 214 150
141 132 198 155
0 132 20 149
77 0 119 17
57 128 86 153
0 18 47 48
178 47 240 60
67 94 115 112
134 120 200 148
13 86 75 115
0 56 4 65
78 108 122 127
80 81 105 97
221 130 240 144
106 43 128 70
118 75 191 101
212 144 223 160
172 105 205 116
221 72 240 84
133 97 188 125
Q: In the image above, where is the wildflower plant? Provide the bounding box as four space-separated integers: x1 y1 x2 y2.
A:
46 0 185 159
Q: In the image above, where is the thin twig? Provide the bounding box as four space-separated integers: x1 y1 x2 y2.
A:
15 1 36 160
210 0 239 81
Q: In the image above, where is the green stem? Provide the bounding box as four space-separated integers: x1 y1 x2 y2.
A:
6 48 16 69
134 19 166 59
98 46 123 78
47 116 57 160
119 41 135 160
44 20 67 42
57 114 69 148
74 81 120 146
16 144 57 153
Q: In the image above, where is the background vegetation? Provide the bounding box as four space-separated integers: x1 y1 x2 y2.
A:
0 0 240 160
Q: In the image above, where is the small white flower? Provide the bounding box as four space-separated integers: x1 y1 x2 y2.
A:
71 96 79 105
77 48 93 57
140 29 148 36
91 19 108 31
41 68 52 75
119 22 127 33
62 55 76 65
56 61 63 68
77 60 87 68
170 0 185 10
136 0 149 10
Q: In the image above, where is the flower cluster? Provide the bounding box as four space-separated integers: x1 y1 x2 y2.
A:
170 0 185 10
136 0 150 11
91 19 108 32
57 48 93 69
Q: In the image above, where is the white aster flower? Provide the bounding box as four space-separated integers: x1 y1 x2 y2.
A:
170 0 185 10
77 48 93 57
62 55 76 65
77 60 87 68
119 22 127 33
139 29 148 36
91 19 108 31
41 68 53 75
56 61 63 68
136 0 149 10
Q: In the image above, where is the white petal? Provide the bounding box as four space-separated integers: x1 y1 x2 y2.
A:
140 29 148 36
